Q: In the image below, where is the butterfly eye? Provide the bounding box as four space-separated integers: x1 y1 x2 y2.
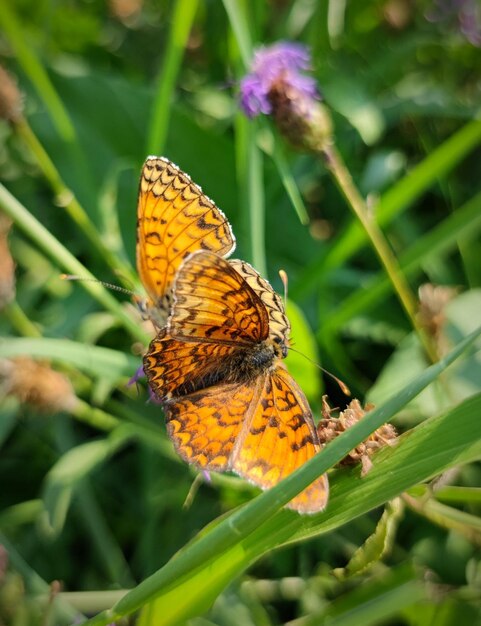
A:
133 295 148 315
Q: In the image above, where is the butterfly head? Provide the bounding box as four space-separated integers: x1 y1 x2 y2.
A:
133 293 170 329
272 335 289 359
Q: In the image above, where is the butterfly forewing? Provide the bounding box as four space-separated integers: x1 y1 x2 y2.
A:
136 157 235 323
229 259 290 350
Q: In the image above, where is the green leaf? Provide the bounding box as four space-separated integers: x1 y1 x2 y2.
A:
0 337 139 381
334 498 404 578
285 299 321 401
41 426 133 535
147 0 199 154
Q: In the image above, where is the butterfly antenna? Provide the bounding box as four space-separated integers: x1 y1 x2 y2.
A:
288 346 351 396
279 269 288 308
60 274 137 298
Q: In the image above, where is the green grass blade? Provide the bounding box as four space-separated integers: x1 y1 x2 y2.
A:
222 0 253 66
0 3 76 143
293 119 481 298
87 389 481 625
0 184 148 343
271 138 310 225
247 122 267 276
0 337 139 380
179 391 481 622
320 190 481 336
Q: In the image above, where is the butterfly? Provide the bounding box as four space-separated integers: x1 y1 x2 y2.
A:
136 156 236 327
143 249 329 514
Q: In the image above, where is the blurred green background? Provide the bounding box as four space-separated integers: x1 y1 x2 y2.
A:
1 0 480 624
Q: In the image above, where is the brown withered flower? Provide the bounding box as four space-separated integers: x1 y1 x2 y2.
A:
0 65 23 124
0 213 15 308
0 357 78 413
318 397 397 476
108 0 143 24
417 283 457 354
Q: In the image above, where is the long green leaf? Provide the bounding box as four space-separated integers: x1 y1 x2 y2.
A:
320 190 481 336
0 183 147 343
147 0 199 154
0 337 139 380
292 119 481 298
93 390 481 625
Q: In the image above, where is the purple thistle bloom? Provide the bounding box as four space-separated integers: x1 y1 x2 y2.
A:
426 0 481 46
240 74 272 117
239 41 320 119
239 40 333 152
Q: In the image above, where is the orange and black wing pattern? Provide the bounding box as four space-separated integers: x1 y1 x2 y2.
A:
136 157 235 325
143 250 329 514
168 250 269 344
232 367 328 514
229 258 290 351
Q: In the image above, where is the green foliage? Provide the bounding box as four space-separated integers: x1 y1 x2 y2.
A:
1 1 480 624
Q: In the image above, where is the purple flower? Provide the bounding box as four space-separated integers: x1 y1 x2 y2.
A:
127 364 145 387
239 41 320 119
239 41 332 152
128 364 163 405
426 0 481 46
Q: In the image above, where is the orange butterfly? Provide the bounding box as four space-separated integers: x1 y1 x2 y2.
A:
143 249 329 514
136 156 235 327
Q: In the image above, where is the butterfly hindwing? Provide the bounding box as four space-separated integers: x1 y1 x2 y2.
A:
144 328 241 400
164 381 256 471
229 259 290 350
231 366 329 514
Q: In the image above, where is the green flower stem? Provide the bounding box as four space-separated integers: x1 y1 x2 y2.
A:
13 117 136 287
248 125 267 277
320 143 438 363
403 494 481 545
0 183 148 344
71 398 120 432
3 300 42 337
147 0 199 154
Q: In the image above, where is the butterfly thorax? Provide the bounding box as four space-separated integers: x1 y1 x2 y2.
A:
225 340 278 384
